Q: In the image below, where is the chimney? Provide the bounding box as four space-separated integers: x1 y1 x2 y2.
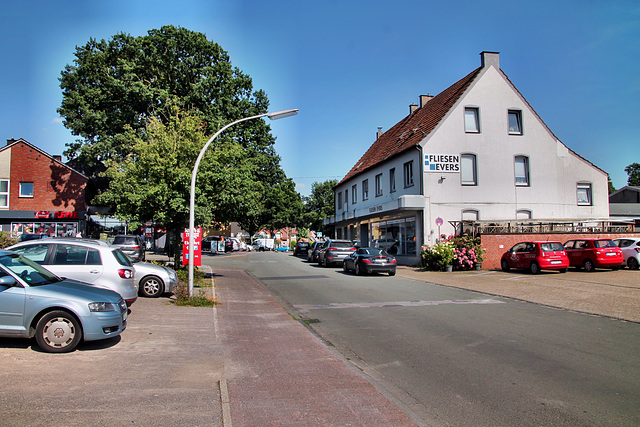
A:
409 103 419 114
419 94 434 107
53 155 62 162
6 138 17 146
481 51 500 69
376 127 383 139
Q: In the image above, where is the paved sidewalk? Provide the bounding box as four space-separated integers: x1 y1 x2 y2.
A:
213 267 417 426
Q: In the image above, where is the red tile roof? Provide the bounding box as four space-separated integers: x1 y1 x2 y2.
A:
339 67 482 185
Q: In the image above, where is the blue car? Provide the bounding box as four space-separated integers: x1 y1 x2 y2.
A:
0 250 127 353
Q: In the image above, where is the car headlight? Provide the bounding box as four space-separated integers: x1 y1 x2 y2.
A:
89 302 116 312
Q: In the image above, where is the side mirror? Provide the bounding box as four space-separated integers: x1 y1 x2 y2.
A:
0 276 17 286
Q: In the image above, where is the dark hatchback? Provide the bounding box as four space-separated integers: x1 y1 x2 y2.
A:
343 247 397 276
111 235 145 261
317 239 356 267
293 241 310 256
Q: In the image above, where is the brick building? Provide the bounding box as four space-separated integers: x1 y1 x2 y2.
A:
0 138 88 237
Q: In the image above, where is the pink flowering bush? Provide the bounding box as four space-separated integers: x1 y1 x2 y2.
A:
421 235 484 271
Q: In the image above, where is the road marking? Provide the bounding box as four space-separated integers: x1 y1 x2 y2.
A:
500 275 529 281
295 298 505 312
259 275 329 281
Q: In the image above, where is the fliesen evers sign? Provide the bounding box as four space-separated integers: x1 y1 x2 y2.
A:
424 154 460 173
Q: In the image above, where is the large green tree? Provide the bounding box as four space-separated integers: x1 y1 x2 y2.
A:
302 180 337 236
58 25 273 176
625 163 640 186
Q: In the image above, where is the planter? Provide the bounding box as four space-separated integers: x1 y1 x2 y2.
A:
442 265 453 272
474 263 482 270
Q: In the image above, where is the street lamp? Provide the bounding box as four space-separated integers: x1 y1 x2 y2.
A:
188 108 299 295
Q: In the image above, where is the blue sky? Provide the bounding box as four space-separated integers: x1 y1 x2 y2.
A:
2 1 639 197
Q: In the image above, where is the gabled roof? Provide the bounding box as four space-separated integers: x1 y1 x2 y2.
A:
338 67 482 185
0 138 88 179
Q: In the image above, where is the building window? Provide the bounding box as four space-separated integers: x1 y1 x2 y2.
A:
337 192 342 210
362 179 369 200
514 156 530 186
19 182 34 198
375 174 382 196
508 110 523 135
461 154 477 186
389 168 396 193
516 209 532 219
464 107 480 133
0 180 8 208
577 183 592 206
344 190 348 208
352 184 357 204
403 161 414 188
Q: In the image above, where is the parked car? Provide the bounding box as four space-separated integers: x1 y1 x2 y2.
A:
253 238 275 252
18 233 48 242
563 238 624 272
293 241 310 256
228 237 244 251
500 241 569 274
0 249 127 353
612 237 640 270
127 257 179 298
307 241 323 263
6 238 138 305
317 239 356 267
343 247 397 276
202 236 232 252
111 235 145 261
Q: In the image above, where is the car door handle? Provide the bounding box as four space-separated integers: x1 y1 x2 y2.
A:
90 270 100 274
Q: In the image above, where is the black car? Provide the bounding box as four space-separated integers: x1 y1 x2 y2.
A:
307 241 323 263
317 239 356 267
343 247 397 276
293 241 310 256
202 236 233 252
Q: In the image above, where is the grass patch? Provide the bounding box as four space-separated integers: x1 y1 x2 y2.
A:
172 266 217 307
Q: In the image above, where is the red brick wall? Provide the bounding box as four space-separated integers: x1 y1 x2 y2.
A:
9 143 87 211
480 233 640 269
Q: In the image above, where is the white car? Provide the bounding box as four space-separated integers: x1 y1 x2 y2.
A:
127 258 179 298
613 238 640 270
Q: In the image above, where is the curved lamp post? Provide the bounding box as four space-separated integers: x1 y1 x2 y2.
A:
188 108 299 295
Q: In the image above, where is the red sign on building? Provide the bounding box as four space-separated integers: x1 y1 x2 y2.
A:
182 227 202 266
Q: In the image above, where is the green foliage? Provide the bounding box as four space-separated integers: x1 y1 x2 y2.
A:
0 232 18 249
608 174 616 194
625 163 640 187
302 180 337 235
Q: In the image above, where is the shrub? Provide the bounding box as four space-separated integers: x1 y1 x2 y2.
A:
422 235 484 271
0 232 18 249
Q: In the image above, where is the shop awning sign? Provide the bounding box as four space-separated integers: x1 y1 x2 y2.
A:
424 154 460 173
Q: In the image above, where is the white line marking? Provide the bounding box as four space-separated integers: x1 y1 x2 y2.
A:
295 298 505 311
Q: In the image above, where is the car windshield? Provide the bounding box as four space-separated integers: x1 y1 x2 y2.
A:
540 242 564 252
594 240 616 248
112 249 133 266
0 253 61 286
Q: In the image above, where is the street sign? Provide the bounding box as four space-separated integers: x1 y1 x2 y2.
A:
435 217 444 226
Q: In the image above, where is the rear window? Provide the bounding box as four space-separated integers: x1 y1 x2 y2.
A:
332 241 354 248
112 249 133 266
594 240 616 248
540 242 564 252
113 236 138 245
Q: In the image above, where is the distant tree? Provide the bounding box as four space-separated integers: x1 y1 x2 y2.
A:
58 25 275 188
625 163 640 186
302 180 337 236
608 175 616 194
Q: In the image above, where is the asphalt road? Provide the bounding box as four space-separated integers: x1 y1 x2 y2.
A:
212 251 640 427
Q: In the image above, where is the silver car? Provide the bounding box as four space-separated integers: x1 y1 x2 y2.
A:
127 258 179 298
7 238 138 306
0 250 127 353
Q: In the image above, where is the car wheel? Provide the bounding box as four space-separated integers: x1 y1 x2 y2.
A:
529 262 540 274
559 268 567 273
628 257 639 270
140 275 164 298
501 260 510 272
35 310 82 353
355 263 362 276
389 270 396 276
583 259 595 272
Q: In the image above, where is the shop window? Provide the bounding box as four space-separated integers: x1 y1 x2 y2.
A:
19 182 34 198
371 217 416 256
0 180 8 208
375 174 382 196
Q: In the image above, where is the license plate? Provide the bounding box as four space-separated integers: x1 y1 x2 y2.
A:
606 252 617 256
550 260 561 264
375 259 386 263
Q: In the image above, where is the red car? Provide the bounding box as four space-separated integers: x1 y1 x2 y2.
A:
563 238 623 272
500 241 569 274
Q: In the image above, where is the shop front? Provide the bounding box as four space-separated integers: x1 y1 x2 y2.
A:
1 210 86 238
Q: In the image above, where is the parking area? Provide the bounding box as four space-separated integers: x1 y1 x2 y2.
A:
397 266 640 323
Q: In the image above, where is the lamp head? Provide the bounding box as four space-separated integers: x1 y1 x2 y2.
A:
266 108 299 120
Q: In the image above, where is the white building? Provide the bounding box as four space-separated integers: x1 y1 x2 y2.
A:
326 52 609 265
